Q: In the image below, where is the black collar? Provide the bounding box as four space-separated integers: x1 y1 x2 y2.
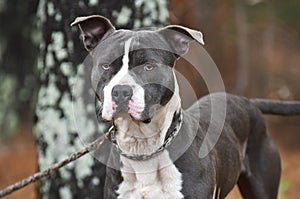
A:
105 109 183 161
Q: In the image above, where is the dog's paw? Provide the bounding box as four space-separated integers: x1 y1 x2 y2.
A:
141 185 164 199
116 182 135 198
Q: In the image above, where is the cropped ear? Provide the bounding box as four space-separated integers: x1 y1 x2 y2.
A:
71 15 115 51
159 25 204 56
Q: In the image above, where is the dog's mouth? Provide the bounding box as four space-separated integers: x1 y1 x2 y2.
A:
113 111 152 124
103 99 151 123
114 114 151 124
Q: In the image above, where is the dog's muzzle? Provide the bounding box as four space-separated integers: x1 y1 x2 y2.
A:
112 85 133 114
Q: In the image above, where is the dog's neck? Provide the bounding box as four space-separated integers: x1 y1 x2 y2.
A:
113 72 184 199
113 72 181 155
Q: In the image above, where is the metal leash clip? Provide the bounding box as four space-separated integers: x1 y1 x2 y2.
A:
105 125 115 142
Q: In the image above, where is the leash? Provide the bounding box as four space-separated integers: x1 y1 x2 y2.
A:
0 135 106 198
105 109 183 161
0 110 182 197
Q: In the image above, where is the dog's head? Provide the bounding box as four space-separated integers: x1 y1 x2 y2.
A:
71 15 204 123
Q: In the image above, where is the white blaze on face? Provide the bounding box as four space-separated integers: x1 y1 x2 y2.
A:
102 38 145 121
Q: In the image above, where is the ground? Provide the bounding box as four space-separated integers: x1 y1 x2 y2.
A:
0 116 299 199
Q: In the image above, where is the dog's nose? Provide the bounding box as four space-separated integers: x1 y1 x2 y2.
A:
112 85 133 103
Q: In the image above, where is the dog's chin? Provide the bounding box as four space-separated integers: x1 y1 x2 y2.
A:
113 112 131 120
113 112 152 124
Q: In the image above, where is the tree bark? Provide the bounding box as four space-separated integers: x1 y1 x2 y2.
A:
33 0 169 198
0 0 39 137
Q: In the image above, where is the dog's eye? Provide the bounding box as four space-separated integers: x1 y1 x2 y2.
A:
144 65 154 71
101 64 111 70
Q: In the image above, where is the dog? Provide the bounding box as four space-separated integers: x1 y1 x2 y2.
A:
71 15 288 199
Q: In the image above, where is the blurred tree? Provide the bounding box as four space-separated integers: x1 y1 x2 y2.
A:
273 0 300 31
33 0 168 198
0 0 39 137
186 0 274 97
234 0 249 94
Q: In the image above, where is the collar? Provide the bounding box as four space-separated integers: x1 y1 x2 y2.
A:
105 109 183 161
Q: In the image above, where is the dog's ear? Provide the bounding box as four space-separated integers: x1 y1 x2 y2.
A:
71 15 115 51
159 25 204 56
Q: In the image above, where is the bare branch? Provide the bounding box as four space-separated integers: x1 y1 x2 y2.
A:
0 135 105 198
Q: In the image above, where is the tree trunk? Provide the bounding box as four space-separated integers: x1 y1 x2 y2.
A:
0 0 39 137
33 0 169 198
234 0 249 94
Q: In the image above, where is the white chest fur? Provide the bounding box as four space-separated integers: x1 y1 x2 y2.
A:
113 71 183 198
117 150 183 199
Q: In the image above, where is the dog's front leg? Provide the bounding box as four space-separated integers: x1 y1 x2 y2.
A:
117 170 142 198
157 151 184 199
117 157 144 199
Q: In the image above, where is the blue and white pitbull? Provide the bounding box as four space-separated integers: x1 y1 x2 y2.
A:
71 15 285 199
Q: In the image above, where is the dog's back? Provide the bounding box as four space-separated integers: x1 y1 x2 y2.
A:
183 93 281 198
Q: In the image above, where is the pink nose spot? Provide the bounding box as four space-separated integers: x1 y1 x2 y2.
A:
128 100 139 118
128 101 134 112
128 100 133 107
